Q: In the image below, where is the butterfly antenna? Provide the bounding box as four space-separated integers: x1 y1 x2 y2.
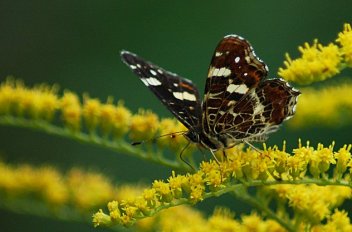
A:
130 131 187 146
179 141 195 171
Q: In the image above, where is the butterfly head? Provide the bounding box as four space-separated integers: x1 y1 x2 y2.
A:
184 130 200 144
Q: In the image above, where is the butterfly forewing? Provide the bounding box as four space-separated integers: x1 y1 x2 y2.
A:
202 35 269 135
121 51 202 130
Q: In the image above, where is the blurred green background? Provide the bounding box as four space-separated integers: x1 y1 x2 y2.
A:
0 1 351 231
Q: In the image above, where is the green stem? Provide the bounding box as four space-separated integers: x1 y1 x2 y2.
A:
0 115 192 172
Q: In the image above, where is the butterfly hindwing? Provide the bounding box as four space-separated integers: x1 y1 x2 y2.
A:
121 51 202 130
219 78 300 141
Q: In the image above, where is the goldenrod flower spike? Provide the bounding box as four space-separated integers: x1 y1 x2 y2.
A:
278 40 341 84
0 78 194 170
1 157 350 232
336 23 352 67
93 141 351 230
0 160 118 210
279 23 352 85
288 83 352 127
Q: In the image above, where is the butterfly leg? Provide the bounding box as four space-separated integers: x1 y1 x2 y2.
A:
209 149 221 164
179 142 196 172
242 140 263 153
222 149 227 161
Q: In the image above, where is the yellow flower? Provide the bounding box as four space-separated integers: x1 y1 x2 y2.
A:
201 161 224 189
153 206 206 232
152 180 173 203
288 83 352 128
61 91 82 131
278 40 341 85
67 168 115 210
168 171 188 199
0 79 15 114
241 213 267 231
312 210 352 232
241 149 271 180
336 23 352 66
129 110 159 141
143 188 157 202
157 118 189 152
93 209 111 227
0 79 60 120
36 167 69 205
112 101 131 138
94 100 132 138
286 155 308 179
309 143 336 177
270 184 351 224
334 145 351 178
82 95 101 132
208 207 242 231
99 103 116 135
189 184 205 203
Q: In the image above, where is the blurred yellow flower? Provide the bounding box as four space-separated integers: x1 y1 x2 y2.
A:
336 23 352 66
288 83 352 128
279 40 341 85
279 23 352 85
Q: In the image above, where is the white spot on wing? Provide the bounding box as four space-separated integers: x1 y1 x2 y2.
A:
141 79 149 86
222 68 231 77
173 92 183 100
150 69 157 75
212 67 231 77
253 103 264 114
130 65 137 69
142 77 162 86
172 92 196 101
215 52 222 57
183 92 196 101
235 56 240 63
226 84 249 94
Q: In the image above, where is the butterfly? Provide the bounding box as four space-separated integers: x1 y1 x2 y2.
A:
121 35 300 154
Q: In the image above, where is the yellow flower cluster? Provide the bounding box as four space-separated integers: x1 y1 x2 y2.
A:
0 78 60 120
336 23 352 67
288 83 352 127
0 158 350 231
135 206 351 232
278 23 352 85
136 207 286 232
269 184 350 224
0 161 116 210
0 78 189 153
93 141 352 227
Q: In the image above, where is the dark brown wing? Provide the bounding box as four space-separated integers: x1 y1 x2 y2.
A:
121 51 202 130
202 35 269 134
219 79 300 141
